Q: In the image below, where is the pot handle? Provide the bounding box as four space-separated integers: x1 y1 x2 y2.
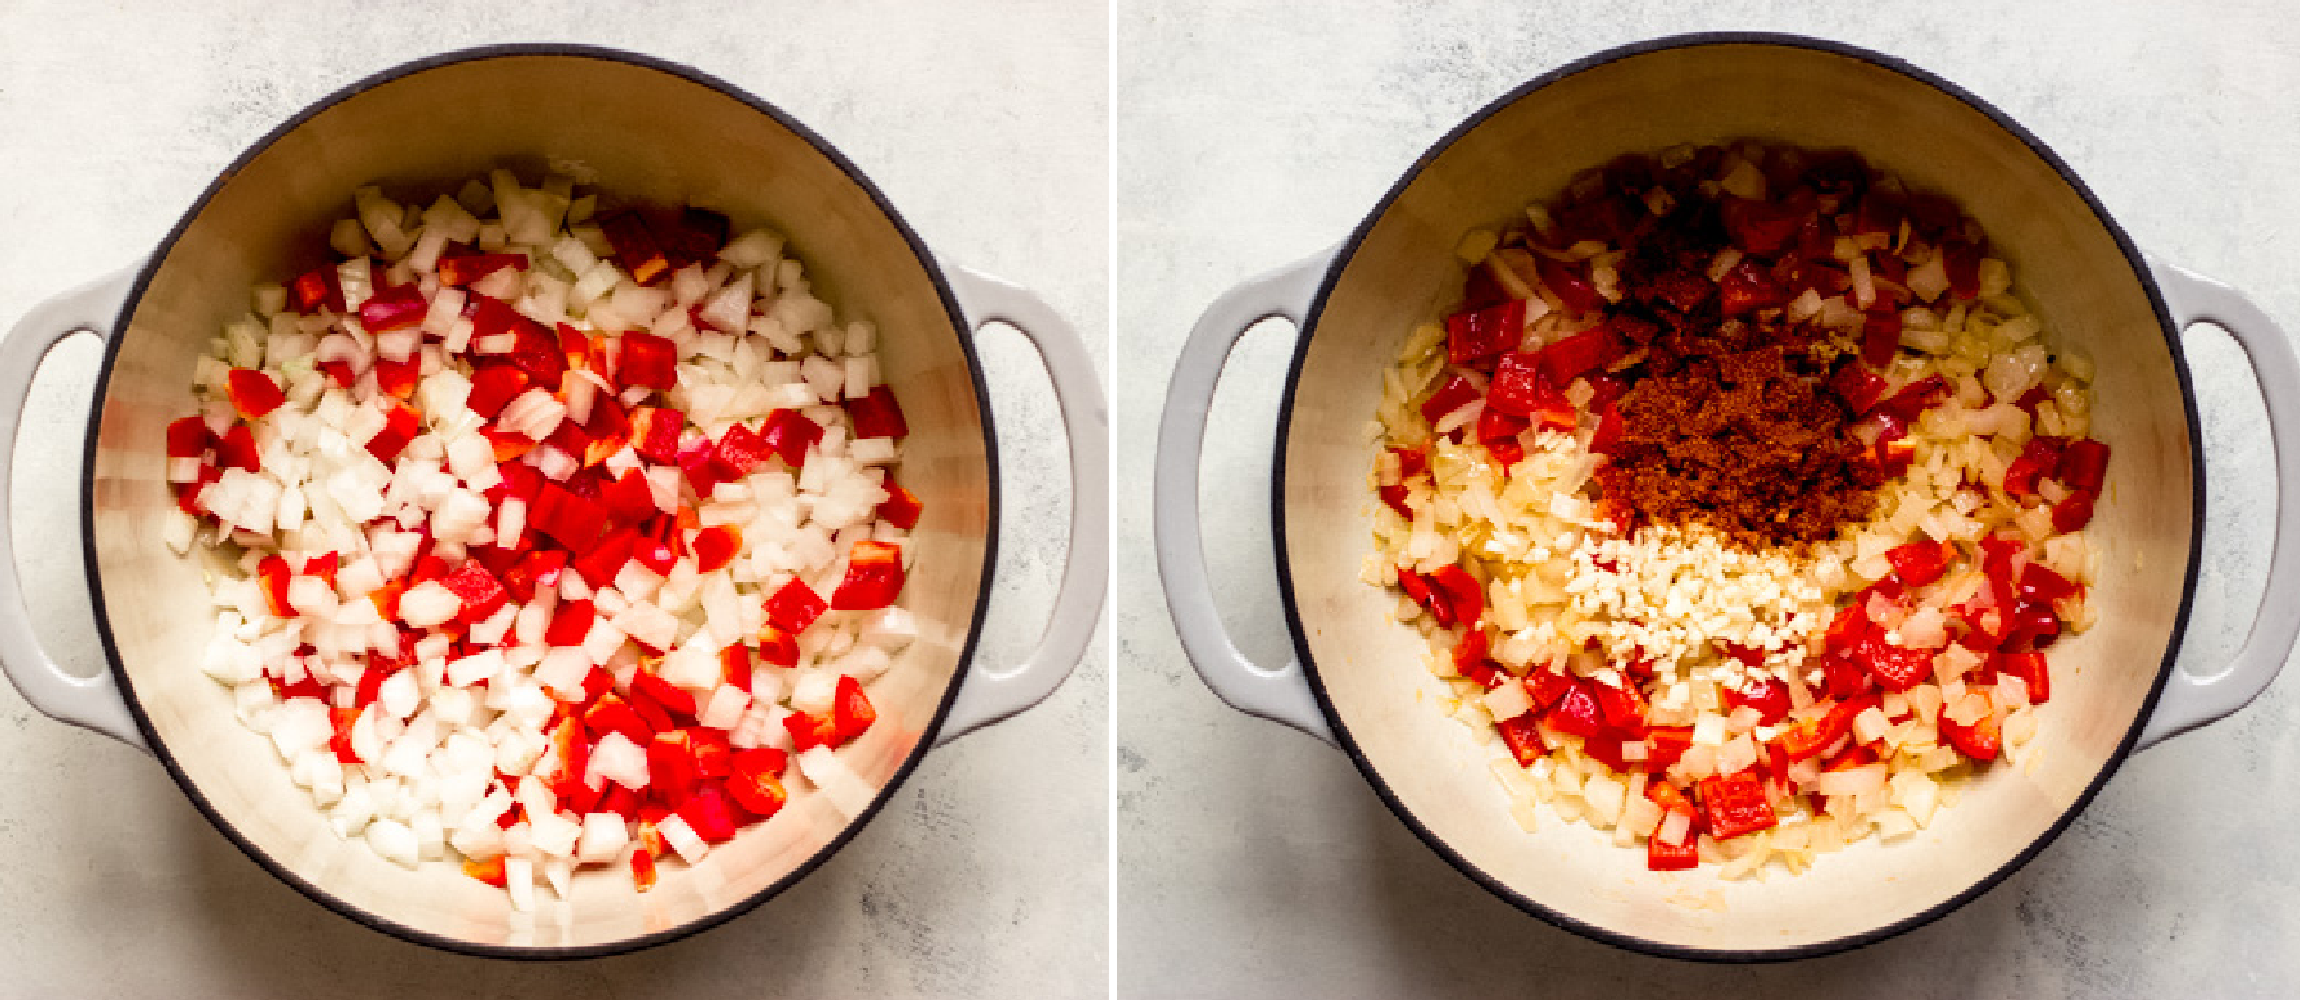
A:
0 266 150 752
1154 249 1339 744
2138 262 2300 749
933 268 1107 746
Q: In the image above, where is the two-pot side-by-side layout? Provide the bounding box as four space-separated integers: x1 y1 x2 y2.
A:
3 5 2296 999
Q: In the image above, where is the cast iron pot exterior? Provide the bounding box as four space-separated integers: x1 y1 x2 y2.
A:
0 45 1104 958
1159 33 2299 961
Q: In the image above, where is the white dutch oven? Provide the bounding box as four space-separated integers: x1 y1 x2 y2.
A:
0 45 1106 957
1157 33 2297 960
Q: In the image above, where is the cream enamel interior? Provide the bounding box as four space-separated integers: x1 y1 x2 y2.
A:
1281 42 2191 953
86 52 991 950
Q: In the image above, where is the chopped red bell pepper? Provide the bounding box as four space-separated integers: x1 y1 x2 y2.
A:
1524 669 1573 715
1495 713 1546 767
1535 255 1602 314
725 748 790 818
829 540 906 611
1543 679 1607 738
1860 311 1902 368
782 707 841 752
2000 650 2050 704
439 560 508 625
1397 568 1454 629
438 252 528 288
1885 540 1953 587
571 525 638 592
631 667 697 719
257 555 292 617
463 363 529 420
1644 726 1695 772
1590 679 1650 737
711 421 773 479
692 524 742 573
289 266 344 313
1587 402 1623 456
1829 363 1890 413
616 332 679 394
1536 325 1622 385
1698 771 1779 840
2002 436 2065 498
226 368 285 420
1428 564 1484 628
358 284 429 333
1854 633 1934 692
2017 563 2079 603
165 416 212 458
846 385 909 440
877 480 924 530
599 211 671 286
545 598 594 647
2050 491 2096 534
759 408 823 471
2058 438 2109 494
831 674 876 744
755 624 801 668
215 424 261 472
1876 374 1952 423
1647 828 1700 871
530 482 609 551
764 577 828 634
1939 706 2001 761
1724 676 1791 726
1444 298 1525 365
366 402 420 464
1419 374 1482 426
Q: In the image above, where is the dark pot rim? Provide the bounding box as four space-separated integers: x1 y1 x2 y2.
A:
80 42 1000 961
1269 30 2201 963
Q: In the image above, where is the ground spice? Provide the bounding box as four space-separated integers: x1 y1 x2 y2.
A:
1593 318 1879 551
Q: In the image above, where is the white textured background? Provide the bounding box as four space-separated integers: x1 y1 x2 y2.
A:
1119 1 2299 998
0 2 1106 998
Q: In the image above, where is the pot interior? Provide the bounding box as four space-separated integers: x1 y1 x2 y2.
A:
86 50 992 952
1281 39 2192 955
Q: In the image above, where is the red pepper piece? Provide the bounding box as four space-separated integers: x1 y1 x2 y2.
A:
764 577 828 634
465 364 529 420
782 708 840 752
1855 633 1934 692
2058 438 2109 494
1510 672 1566 720
759 408 823 471
2001 650 2051 703
531 482 609 551
289 266 343 313
257 555 292 617
353 665 388 708
545 599 595 647
328 705 362 764
1817 652 1871 702
1723 676 1791 726
215 424 261 472
165 416 212 458
358 285 428 333
646 731 701 809
1775 692 1878 761
1419 374 1482 427
599 211 671 286
1378 483 1411 519
2017 563 2079 603
1428 564 1484 627
1943 240 1982 299
1939 706 2001 761
831 675 876 744
877 480 923 531
571 525 638 592
1536 325 1622 385
1444 298 1525 366
630 406 685 464
2003 436 2065 498
317 359 355 388
712 422 773 479
374 354 421 402
467 856 511 889
439 560 509 625
1535 255 1602 314
1590 679 1650 737
1588 402 1624 456
1647 828 1700 871
633 517 679 575
1885 540 1953 587
1859 311 1902 368
756 624 801 668
1495 713 1546 767
846 385 909 440
226 368 286 420
829 540 906 611
631 668 697 720
1718 194 1802 256
627 848 658 892
725 748 790 817
438 253 528 288
1876 374 1952 423
692 524 742 574
1644 726 1695 772
1543 680 1606 738
1698 771 1779 840
366 402 420 464
601 467 657 525
1718 259 1784 316
1823 602 1869 655
616 332 679 394
302 552 339 589
675 783 741 844
1397 568 1454 629
2051 491 2096 534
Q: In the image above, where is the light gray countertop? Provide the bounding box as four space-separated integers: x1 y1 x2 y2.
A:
0 2 1106 998
1118 2 2300 997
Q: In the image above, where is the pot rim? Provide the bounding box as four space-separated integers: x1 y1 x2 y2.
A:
78 42 1002 960
1269 30 2205 963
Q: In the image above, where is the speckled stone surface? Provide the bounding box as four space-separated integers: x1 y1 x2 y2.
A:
1118 2 2300 997
0 2 1105 997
